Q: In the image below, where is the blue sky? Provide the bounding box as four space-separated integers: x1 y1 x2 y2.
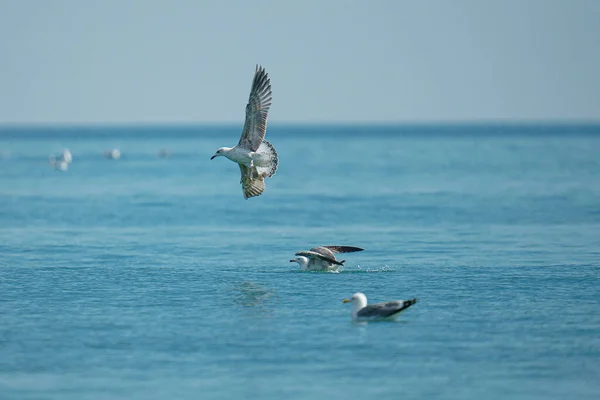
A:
1 0 599 124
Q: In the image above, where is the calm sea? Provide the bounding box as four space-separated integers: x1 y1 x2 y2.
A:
1 124 599 399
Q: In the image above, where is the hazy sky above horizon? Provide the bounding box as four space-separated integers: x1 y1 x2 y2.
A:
1 0 599 124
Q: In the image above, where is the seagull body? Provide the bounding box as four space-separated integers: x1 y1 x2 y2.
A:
342 292 418 321
61 149 72 164
104 148 120 160
290 246 364 271
49 156 68 171
211 65 278 199
49 149 72 171
158 148 170 158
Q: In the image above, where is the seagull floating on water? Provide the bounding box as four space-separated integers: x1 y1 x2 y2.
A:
290 246 364 271
61 149 72 164
104 148 121 160
49 156 68 171
211 65 278 199
342 293 418 321
158 148 170 158
49 149 72 171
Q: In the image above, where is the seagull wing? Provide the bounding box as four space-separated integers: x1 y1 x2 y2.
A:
320 246 364 254
310 246 337 259
239 165 266 200
238 65 272 152
357 299 418 319
295 250 343 266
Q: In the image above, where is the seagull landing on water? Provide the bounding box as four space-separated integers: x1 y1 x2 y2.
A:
342 293 418 321
211 65 278 200
290 246 364 272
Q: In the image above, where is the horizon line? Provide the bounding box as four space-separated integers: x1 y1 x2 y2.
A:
1 119 600 130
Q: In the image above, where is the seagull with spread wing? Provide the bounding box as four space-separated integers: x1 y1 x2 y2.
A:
211 65 278 199
290 246 364 271
342 293 418 321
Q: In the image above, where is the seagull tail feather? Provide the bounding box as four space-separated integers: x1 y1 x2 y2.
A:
256 140 278 178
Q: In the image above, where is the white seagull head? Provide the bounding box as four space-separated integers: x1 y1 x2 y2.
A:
342 292 368 315
210 147 232 160
289 256 309 270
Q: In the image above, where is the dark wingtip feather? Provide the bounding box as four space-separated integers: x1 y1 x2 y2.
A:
323 246 364 254
387 298 418 317
401 298 418 310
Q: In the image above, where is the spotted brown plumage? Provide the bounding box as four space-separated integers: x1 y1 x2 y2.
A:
239 165 266 200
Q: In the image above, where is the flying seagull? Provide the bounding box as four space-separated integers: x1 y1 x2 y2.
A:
211 65 278 199
290 246 364 271
342 292 418 321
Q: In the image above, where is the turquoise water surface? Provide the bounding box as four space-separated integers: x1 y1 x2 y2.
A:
1 125 599 399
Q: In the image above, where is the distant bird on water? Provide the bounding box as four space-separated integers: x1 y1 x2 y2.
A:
104 148 120 160
211 65 278 199
158 148 170 158
49 149 72 171
290 246 364 272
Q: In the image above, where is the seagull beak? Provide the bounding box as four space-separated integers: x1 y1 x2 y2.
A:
210 155 216 160
289 259 295 263
342 299 351 303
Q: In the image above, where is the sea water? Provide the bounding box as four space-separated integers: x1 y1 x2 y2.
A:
1 125 599 399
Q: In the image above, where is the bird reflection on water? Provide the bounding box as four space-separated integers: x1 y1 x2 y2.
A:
232 281 275 311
